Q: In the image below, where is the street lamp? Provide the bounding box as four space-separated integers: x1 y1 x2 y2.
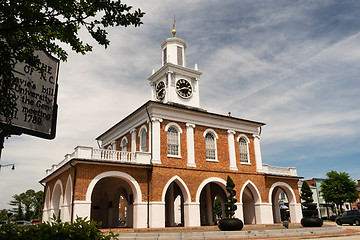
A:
0 163 15 171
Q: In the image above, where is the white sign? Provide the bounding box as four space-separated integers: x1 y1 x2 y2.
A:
0 51 59 139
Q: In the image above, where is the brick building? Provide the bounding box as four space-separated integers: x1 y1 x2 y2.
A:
40 33 303 228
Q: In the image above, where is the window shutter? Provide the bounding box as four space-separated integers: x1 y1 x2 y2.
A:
177 46 183 66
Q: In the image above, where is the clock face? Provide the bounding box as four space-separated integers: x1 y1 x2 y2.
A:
176 79 192 98
156 81 166 100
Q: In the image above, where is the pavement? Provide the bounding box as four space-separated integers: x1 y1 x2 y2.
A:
103 222 360 240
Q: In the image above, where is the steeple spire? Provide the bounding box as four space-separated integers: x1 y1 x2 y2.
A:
172 15 176 37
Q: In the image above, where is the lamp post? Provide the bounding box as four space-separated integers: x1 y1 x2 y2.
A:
0 163 15 171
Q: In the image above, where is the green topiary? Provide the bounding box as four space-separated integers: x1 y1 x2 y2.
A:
224 176 237 218
300 181 318 218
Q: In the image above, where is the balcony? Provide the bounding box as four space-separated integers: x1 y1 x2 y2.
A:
262 164 298 177
45 146 151 176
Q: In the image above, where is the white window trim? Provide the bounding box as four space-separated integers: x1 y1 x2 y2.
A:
121 136 128 152
237 134 251 165
165 122 182 158
203 129 218 162
138 125 148 152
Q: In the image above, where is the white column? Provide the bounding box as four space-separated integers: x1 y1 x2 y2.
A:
151 118 163 164
133 202 148 228
147 119 152 153
149 202 165 228
255 203 273 224
235 202 244 222
289 203 303 223
227 130 238 171
41 209 51 222
253 134 264 172
184 202 200 227
186 123 196 167
130 128 137 152
72 200 91 221
61 204 71 222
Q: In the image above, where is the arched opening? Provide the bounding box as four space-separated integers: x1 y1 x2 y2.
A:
199 183 227 226
240 181 261 225
63 175 72 222
242 186 256 224
90 177 134 228
164 182 184 227
118 194 128 226
51 181 63 221
270 183 296 223
213 196 225 222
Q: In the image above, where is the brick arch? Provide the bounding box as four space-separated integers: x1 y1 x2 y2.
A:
268 181 297 204
51 179 63 208
44 186 51 210
64 175 72 206
85 171 142 203
195 177 226 203
161 175 191 204
239 180 262 203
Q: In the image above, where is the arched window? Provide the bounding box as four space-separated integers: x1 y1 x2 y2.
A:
140 129 147 152
121 138 127 152
205 133 216 160
239 137 249 164
203 129 218 161
167 127 179 156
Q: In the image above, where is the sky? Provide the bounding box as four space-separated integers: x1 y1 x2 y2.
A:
1 0 360 209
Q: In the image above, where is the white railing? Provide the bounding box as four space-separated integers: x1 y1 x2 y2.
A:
45 146 151 176
262 164 298 177
92 149 135 162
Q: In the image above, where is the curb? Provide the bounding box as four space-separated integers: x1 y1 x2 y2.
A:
107 225 358 240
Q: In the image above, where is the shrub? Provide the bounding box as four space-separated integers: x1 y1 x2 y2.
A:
224 176 237 218
0 217 118 240
300 181 318 218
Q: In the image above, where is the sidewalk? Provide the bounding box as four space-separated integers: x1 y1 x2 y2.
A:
104 222 360 240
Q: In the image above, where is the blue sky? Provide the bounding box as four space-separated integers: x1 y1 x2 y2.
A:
1 0 360 209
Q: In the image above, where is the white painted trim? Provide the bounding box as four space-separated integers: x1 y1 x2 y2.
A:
236 134 250 143
186 123 196 167
120 136 128 151
161 175 191 204
268 182 297 204
138 126 148 152
164 122 183 133
203 129 218 139
51 179 63 208
203 129 218 161
165 122 182 157
64 175 73 204
237 134 251 165
206 159 219 162
44 187 51 210
151 118 162 164
63 175 73 222
85 171 142 204
227 130 238 171
239 180 262 204
195 177 227 203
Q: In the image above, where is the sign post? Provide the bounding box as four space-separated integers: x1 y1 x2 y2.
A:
0 51 60 158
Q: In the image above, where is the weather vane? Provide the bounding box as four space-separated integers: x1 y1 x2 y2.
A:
172 15 176 37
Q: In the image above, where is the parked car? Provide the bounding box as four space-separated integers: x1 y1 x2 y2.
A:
335 209 360 226
31 219 41 225
16 221 32 227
